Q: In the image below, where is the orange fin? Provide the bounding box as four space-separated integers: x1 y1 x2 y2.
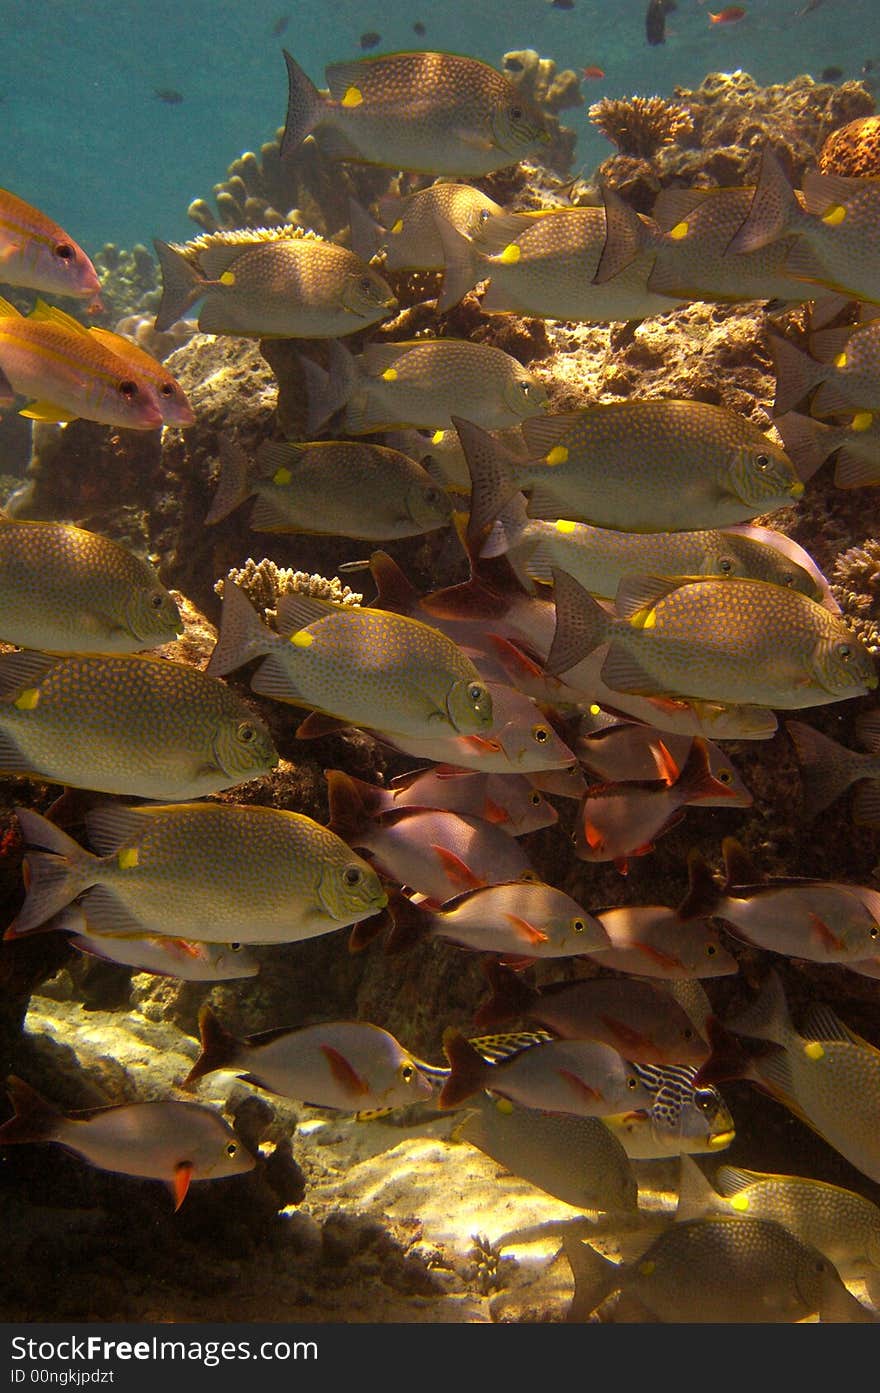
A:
431 845 484 891
809 912 844 952
503 912 549 945
559 1068 601 1104
653 739 681 785
172 1160 193 1211
321 1044 370 1098
599 1014 650 1056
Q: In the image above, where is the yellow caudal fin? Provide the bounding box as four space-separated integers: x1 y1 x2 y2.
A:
19 400 78 422
0 294 22 318
28 300 90 336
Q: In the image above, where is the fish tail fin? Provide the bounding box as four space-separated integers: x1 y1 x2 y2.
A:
767 334 827 415
472 958 538 1030
594 186 650 284
725 148 803 256
438 1029 489 1108
725 969 791 1047
325 768 371 841
204 437 253 525
771 412 836 483
478 492 531 561
434 217 481 312
545 567 612 676
453 416 523 552
674 1154 723 1223
692 1013 767 1088
347 196 384 263
383 892 429 954
0 1076 62 1145
6 808 96 937
676 847 721 919
204 583 272 678
301 340 356 434
153 239 207 333
563 1237 621 1322
785 719 864 814
280 49 325 158
181 1004 241 1090
720 835 761 889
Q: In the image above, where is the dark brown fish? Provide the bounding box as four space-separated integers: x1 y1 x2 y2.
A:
154 88 183 104
413 21 426 35
646 0 675 44
359 31 382 49
272 14 289 36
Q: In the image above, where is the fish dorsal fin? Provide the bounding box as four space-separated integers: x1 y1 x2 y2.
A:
85 803 155 856
721 836 761 889
274 590 341 636
651 187 713 234
254 440 309 479
29 300 90 336
197 241 262 280
368 550 420 613
809 324 852 364
0 650 59 701
520 412 582 458
0 294 23 318
714 1164 763 1197
324 58 377 102
801 169 874 219
614 574 685 623
675 1154 724 1223
359 341 413 375
801 1003 860 1045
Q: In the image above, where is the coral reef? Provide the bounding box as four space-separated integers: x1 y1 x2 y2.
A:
90 242 160 326
113 312 197 363
215 559 363 624
831 540 880 655
588 94 694 161
819 114 880 175
501 49 583 175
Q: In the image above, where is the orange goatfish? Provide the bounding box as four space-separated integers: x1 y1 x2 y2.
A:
0 298 164 429
0 1076 255 1209
88 327 195 427
0 188 102 308
709 5 746 20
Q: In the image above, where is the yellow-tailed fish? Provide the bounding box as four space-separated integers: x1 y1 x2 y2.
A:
452 1093 639 1214
88 325 194 426
0 650 277 799
727 147 880 306
564 1218 872 1323
604 1061 735 1158
0 188 102 307
205 435 452 540
775 409 880 490
436 205 685 319
0 297 163 428
595 183 818 305
787 714 880 821
475 959 710 1067
280 48 550 176
301 336 548 436
206 582 493 739
9 802 387 945
457 405 801 548
440 1029 654 1116
675 1154 880 1281
546 568 877 710
351 182 504 270
0 512 182 653
0 1076 254 1211
708 969 880 1185
54 905 260 981
769 321 880 417
183 1004 433 1110
481 493 829 604
153 227 396 337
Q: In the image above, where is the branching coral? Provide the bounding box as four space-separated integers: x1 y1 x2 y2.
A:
215 559 362 627
588 95 694 160
830 539 880 654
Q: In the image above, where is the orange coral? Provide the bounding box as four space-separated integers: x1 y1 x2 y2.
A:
819 115 880 177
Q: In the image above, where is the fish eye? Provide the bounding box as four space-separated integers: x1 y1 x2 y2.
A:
343 865 364 886
359 275 375 294
706 942 717 956
510 104 524 121
117 379 139 399
530 791 542 806
837 643 853 661
54 243 74 261
626 1074 639 1090
532 724 550 743
468 683 484 702
716 768 733 783
424 487 441 504
695 1088 715 1112
718 557 734 575
150 593 165 609
478 209 491 224
159 382 175 397
230 942 242 952
572 918 586 934
237 721 256 743
226 1142 238 1157
683 1027 694 1040
871 925 879 939
400 1062 415 1083
755 454 770 470
519 381 532 395
814 1259 828 1274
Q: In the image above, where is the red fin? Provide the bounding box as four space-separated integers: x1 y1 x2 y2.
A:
172 1160 193 1212
635 941 681 970
321 1044 370 1098
499 954 537 968
369 550 420 612
503 912 549 945
582 817 606 852
809 912 844 951
653 739 681 786
473 959 537 1029
182 1004 241 1090
614 857 630 876
422 578 511 622
431 845 484 892
483 797 510 825
348 904 392 953
599 1014 650 1055
439 1029 489 1108
464 734 503 754
558 1068 601 1104
486 633 544 681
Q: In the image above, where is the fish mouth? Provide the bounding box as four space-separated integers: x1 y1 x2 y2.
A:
789 480 805 498
709 1129 736 1148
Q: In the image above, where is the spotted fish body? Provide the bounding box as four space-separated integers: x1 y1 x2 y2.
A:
0 187 102 304
770 321 880 418
775 409 880 490
0 298 163 429
371 182 504 270
460 402 801 544
11 802 387 946
281 49 550 176
438 205 685 320
153 228 396 337
0 651 278 799
548 570 877 710
206 583 493 740
0 514 182 653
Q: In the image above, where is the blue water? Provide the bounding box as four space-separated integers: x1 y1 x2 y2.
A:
3 0 875 255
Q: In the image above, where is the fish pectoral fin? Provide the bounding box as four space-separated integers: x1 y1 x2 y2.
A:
503 912 549 945
453 128 496 152
321 1043 371 1098
19 400 78 423
172 1160 194 1211
431 845 484 892
558 1068 601 1104
808 912 844 952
